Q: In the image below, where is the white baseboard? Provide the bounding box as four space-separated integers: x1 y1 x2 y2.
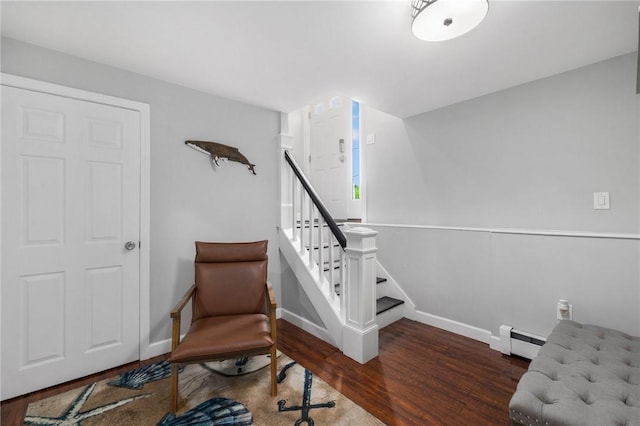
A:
144 338 172 359
149 312 503 359
279 305 505 355
489 335 502 351
279 308 333 346
412 309 494 346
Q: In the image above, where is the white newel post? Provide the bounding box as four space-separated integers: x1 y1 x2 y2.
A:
342 227 379 363
279 112 293 230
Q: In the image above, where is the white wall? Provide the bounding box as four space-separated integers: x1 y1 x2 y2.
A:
1 38 282 348
362 53 640 338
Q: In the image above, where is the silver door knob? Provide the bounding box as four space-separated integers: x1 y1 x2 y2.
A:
124 241 137 251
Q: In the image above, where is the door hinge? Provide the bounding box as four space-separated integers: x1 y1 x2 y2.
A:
308 155 311 163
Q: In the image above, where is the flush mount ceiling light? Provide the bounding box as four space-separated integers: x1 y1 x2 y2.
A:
411 0 489 42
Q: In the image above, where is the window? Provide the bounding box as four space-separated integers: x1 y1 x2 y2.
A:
352 100 360 200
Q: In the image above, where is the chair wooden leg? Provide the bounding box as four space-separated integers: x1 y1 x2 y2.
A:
170 363 179 412
270 346 277 396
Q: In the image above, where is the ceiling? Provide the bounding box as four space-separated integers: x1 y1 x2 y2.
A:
1 1 638 118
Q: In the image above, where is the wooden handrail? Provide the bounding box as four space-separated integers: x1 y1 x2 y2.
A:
284 150 346 248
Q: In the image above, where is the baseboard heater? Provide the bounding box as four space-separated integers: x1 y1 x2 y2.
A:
499 325 546 360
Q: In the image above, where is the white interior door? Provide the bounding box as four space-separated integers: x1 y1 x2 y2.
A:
309 95 350 220
1 84 142 399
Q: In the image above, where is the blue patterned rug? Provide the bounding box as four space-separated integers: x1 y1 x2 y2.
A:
23 354 384 425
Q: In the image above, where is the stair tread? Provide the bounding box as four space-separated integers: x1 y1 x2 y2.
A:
307 243 341 249
296 222 346 229
376 296 404 315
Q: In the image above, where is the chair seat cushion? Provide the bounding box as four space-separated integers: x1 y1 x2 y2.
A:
169 314 274 364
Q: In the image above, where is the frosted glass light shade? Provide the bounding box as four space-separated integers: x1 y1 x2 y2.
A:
411 0 489 42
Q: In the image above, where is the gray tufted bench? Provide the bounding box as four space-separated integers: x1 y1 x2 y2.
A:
509 320 639 426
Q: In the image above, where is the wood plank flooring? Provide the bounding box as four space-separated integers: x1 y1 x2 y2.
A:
277 318 529 425
1 318 529 425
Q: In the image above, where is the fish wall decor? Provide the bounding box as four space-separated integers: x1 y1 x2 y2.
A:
185 140 256 175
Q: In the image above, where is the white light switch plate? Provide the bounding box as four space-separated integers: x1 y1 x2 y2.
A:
593 192 610 209
366 133 375 145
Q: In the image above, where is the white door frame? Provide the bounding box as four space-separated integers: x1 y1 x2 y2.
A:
0 73 152 359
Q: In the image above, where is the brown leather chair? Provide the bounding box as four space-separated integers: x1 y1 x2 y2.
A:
168 240 277 412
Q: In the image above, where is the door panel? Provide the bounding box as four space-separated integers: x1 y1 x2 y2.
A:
22 156 65 244
1 85 141 399
22 272 65 366
86 266 124 351
309 95 350 220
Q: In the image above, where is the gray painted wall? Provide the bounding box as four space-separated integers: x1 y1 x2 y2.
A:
1 37 281 345
365 53 639 233
369 225 639 337
363 53 640 337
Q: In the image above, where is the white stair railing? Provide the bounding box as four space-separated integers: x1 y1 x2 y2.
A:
286 151 346 315
280 149 378 363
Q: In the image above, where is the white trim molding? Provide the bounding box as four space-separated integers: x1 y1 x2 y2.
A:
364 222 640 240
413 310 494 345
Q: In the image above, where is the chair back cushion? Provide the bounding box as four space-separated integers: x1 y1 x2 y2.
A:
193 240 268 321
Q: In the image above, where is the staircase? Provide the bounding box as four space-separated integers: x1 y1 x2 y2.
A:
298 220 405 324
279 149 407 363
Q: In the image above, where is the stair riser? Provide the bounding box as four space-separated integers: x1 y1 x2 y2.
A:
377 305 404 329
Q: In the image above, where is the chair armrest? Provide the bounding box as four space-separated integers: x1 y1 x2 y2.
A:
170 285 195 352
265 281 277 342
266 281 276 310
171 285 195 319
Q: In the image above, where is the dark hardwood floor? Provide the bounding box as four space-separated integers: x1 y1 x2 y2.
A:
278 318 529 425
1 318 529 425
